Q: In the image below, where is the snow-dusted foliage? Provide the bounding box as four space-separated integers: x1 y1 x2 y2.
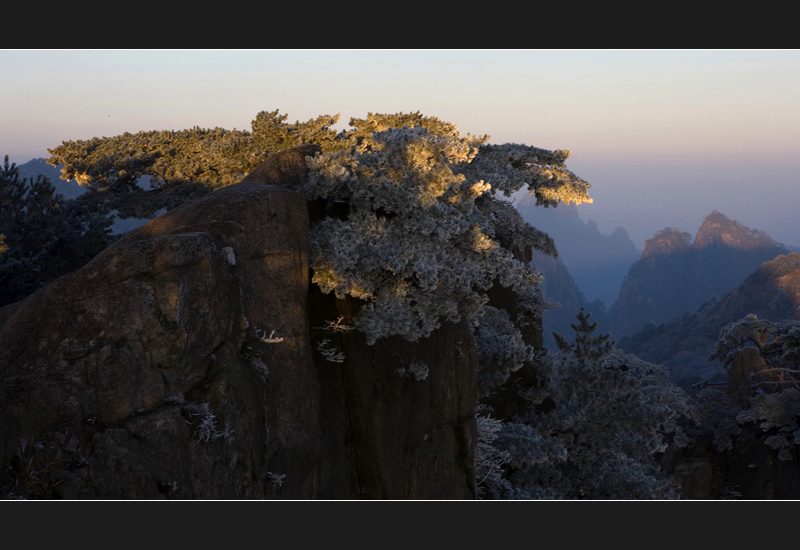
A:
474 406 512 497
474 306 535 397
480 309 693 499
710 314 800 383
707 314 800 461
690 387 742 453
737 389 800 461
395 359 430 381
183 402 233 444
300 114 591 345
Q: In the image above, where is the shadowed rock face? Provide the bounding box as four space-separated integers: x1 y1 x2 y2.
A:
0 146 477 500
308 289 478 499
0 181 316 499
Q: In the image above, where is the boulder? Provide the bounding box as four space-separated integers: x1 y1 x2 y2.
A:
0 180 316 499
239 143 321 190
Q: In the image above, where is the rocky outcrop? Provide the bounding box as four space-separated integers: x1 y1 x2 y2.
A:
0 146 477 499
239 144 322 189
611 212 787 338
725 347 770 408
308 290 477 499
694 211 777 251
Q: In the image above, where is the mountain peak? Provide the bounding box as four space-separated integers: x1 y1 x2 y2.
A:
694 210 777 250
641 227 692 258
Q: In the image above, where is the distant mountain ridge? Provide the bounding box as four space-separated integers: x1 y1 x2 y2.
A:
515 196 641 309
610 211 788 339
16 158 85 199
619 252 800 389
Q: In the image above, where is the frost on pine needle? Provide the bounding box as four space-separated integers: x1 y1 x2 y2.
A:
318 316 354 333
474 306 535 396
300 118 589 346
255 327 284 344
267 471 286 488
474 406 512 497
183 402 233 444
317 339 345 363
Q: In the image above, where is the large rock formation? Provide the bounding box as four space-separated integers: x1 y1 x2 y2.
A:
0 146 477 499
611 211 787 338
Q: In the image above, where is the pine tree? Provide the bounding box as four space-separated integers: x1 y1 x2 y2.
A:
478 309 692 499
46 110 348 194
0 155 113 307
552 307 614 365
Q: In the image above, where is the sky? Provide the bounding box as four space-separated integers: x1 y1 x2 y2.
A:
2 49 799 249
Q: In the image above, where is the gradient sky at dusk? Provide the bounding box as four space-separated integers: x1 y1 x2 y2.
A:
2 49 799 248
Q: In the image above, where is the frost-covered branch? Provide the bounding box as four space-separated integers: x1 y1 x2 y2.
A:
301 119 578 345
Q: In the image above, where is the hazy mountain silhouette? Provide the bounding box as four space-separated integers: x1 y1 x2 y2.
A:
610 211 787 339
16 158 85 199
619 252 800 390
529 248 610 351
515 196 641 308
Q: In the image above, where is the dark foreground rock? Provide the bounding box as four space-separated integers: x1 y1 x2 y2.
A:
0 147 477 499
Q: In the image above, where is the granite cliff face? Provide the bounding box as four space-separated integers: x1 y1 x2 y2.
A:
0 147 478 499
611 211 787 339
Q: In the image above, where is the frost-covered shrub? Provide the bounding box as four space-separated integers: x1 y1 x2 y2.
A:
183 402 233 444
737 389 800 461
474 406 512 498
396 359 430 381
474 306 535 396
690 387 742 453
482 309 693 499
708 315 800 461
299 114 590 345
